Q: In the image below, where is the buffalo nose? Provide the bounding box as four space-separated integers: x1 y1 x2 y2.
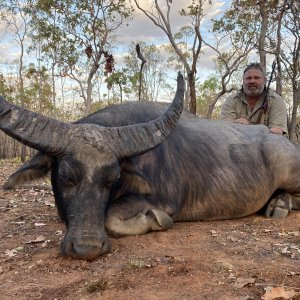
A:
61 237 111 260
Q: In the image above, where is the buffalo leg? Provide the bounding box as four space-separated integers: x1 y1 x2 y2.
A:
265 191 292 219
105 203 174 236
291 194 300 209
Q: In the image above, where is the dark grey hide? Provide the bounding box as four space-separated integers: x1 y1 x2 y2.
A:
1 73 300 260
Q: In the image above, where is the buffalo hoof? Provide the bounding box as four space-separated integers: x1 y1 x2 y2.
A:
146 208 174 229
106 208 174 237
265 192 292 219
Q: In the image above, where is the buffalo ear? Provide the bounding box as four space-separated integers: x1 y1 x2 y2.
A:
3 152 53 189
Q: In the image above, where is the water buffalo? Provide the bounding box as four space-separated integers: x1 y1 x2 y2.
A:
1 72 299 260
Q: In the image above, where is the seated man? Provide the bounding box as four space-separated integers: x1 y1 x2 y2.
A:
220 63 287 135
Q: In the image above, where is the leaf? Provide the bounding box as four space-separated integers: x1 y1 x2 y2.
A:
15 246 24 252
34 222 46 227
210 230 218 237
233 277 256 288
43 201 55 207
227 236 239 242
288 231 299 236
25 235 46 244
216 261 235 271
5 249 17 257
29 190 39 196
261 286 299 300
281 247 291 254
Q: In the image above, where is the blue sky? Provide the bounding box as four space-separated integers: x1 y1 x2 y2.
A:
0 0 251 103
115 1 231 75
0 1 231 73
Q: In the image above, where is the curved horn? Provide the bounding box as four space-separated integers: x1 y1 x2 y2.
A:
104 72 184 159
0 97 71 155
0 72 184 158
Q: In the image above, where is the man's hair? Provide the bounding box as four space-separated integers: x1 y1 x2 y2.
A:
243 63 266 77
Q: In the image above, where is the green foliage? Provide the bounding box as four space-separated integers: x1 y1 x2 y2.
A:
174 26 194 41
212 0 259 47
196 75 220 117
0 74 14 102
123 42 170 101
25 0 134 115
28 0 133 68
23 63 54 113
166 26 193 71
105 69 128 90
179 0 204 17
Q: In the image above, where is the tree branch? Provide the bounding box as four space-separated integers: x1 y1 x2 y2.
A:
136 44 147 101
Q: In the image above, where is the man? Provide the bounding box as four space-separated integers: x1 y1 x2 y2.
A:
220 63 287 135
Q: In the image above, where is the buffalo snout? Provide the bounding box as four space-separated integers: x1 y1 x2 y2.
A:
61 228 111 260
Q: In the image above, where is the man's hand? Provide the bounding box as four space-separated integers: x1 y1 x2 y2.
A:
234 118 250 125
233 118 283 135
270 127 283 134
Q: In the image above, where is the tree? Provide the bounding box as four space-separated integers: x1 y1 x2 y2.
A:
202 39 253 118
24 64 54 114
105 69 129 103
0 73 14 101
219 0 276 73
271 0 289 95
163 26 195 108
279 2 300 141
0 0 31 161
0 0 28 105
134 0 210 114
28 0 134 115
123 42 170 102
196 75 220 117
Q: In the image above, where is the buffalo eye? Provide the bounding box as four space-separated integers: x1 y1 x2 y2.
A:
97 163 120 188
58 159 83 187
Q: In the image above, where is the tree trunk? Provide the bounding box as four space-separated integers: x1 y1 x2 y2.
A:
18 22 26 163
258 1 268 72
20 144 27 162
85 78 93 116
206 91 226 119
289 85 300 141
188 72 196 115
275 0 288 95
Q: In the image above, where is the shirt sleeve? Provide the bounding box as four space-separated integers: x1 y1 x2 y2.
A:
267 94 288 133
220 94 237 123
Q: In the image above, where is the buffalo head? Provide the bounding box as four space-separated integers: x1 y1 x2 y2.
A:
0 73 184 259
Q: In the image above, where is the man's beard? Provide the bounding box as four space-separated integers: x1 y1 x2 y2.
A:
243 84 265 97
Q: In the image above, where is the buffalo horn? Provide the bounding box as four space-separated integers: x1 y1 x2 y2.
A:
0 72 184 158
0 97 71 155
103 72 184 159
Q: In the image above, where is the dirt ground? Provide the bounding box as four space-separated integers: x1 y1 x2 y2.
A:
0 160 299 300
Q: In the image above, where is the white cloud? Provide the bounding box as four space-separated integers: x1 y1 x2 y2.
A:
0 40 19 64
115 1 227 81
118 1 227 44
0 0 228 82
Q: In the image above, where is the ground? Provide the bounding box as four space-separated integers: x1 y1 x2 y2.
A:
0 160 299 300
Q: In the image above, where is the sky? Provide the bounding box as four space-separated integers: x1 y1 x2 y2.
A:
0 1 230 71
0 0 248 102
116 0 230 77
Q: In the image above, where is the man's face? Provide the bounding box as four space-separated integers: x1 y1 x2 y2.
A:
243 68 266 97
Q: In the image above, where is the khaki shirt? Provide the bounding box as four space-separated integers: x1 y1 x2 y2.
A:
220 90 288 133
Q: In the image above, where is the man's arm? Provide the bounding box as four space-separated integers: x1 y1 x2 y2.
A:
220 94 249 124
268 93 288 135
220 94 238 122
